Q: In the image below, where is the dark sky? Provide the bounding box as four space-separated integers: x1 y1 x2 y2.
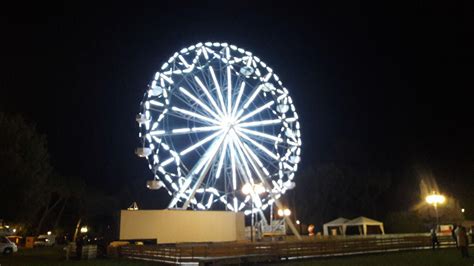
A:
1 2 473 210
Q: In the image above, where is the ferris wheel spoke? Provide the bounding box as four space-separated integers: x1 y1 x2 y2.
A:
234 137 270 184
231 81 246 118
229 134 238 191
241 83 263 110
236 100 274 123
162 111 212 126
178 87 222 121
236 132 288 149
173 88 211 119
215 137 229 180
241 141 274 180
150 125 222 137
233 130 277 172
179 129 224 156
238 119 282 128
239 138 279 170
194 76 225 117
171 106 220 125
230 132 254 183
230 140 249 185
181 71 210 103
208 66 227 116
226 65 232 114
231 140 265 208
235 127 283 143
158 157 175 168
235 130 279 161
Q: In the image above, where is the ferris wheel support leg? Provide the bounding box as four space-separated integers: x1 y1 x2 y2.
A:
181 147 220 210
257 209 269 226
167 157 206 209
273 198 301 240
236 139 301 240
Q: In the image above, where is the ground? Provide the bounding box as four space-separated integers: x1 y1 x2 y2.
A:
279 248 474 266
0 247 155 266
1 246 473 265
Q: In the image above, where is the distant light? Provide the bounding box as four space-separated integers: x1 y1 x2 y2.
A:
4 225 9 229
13 229 17 233
296 220 300 225
461 208 465 213
425 192 445 205
47 231 52 236
80 226 88 233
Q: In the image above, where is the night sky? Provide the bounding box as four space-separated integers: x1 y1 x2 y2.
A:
1 2 473 212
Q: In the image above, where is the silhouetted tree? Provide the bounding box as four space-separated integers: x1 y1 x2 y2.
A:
0 112 52 229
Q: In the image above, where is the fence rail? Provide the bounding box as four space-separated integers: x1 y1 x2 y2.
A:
118 234 456 264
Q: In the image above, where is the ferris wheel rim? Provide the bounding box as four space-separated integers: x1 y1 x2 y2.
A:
138 42 301 213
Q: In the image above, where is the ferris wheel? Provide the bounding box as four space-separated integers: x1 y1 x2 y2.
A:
136 42 301 215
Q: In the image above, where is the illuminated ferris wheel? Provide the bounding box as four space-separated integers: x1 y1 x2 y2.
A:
136 42 301 214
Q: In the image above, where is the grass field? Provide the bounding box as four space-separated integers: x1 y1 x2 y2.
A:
1 246 473 265
0 247 155 266
280 248 474 266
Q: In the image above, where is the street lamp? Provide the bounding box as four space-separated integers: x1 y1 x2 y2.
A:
296 220 302 234
278 208 291 217
276 208 292 235
80 226 88 234
425 191 445 228
242 183 265 242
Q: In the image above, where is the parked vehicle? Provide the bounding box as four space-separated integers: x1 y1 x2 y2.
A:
0 236 18 255
34 234 56 247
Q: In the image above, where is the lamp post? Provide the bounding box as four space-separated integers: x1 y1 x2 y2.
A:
296 220 302 235
277 208 292 235
242 183 265 242
278 208 291 217
80 226 88 234
425 191 446 228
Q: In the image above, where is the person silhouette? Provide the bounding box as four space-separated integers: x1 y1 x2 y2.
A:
430 228 439 250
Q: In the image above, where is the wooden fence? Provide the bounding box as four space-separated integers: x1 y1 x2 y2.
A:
118 234 456 264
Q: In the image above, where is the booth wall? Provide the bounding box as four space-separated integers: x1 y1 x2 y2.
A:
120 209 245 243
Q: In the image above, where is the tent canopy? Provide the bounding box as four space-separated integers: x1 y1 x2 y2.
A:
345 216 383 226
323 216 385 236
325 217 349 226
323 217 349 235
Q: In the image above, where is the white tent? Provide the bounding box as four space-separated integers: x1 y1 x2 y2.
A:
323 217 349 236
344 216 385 235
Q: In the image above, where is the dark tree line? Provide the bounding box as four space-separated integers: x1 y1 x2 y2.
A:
0 112 118 236
290 141 470 233
292 162 391 229
0 112 52 232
